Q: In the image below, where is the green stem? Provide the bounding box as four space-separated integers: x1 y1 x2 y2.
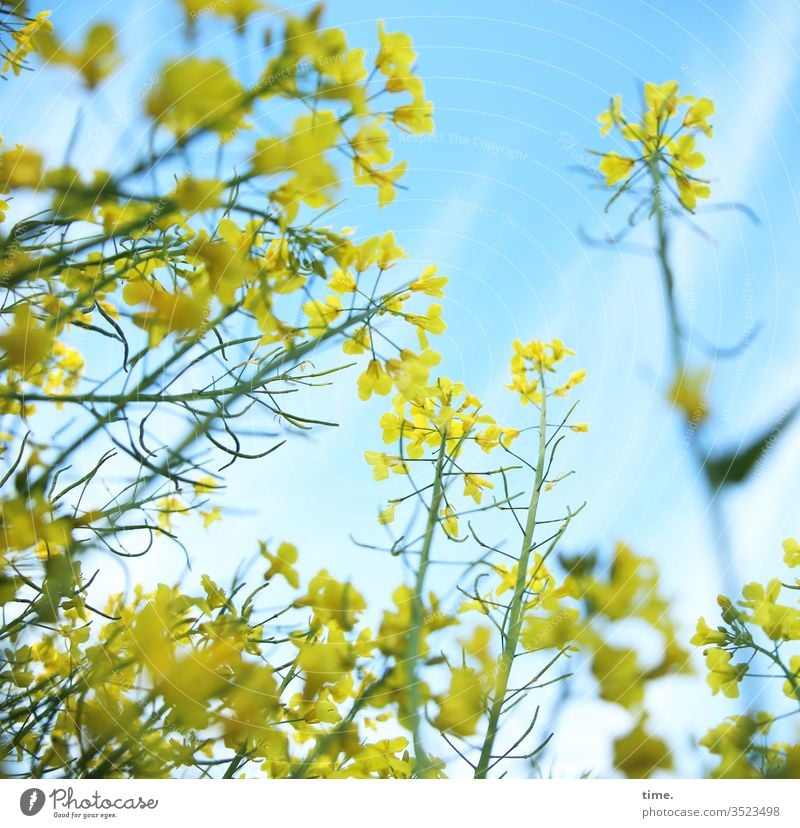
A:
406 430 448 777
648 157 682 370
475 369 548 778
648 157 751 712
0 364 349 406
747 640 800 705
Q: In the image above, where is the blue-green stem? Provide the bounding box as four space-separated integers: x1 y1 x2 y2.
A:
475 369 548 778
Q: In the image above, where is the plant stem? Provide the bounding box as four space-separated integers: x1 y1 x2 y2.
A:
406 430 448 777
648 158 683 370
475 369 548 778
648 156 750 710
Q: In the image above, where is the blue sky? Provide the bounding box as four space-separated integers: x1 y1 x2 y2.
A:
4 0 800 776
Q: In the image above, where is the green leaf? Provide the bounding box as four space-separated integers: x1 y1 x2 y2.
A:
704 404 799 488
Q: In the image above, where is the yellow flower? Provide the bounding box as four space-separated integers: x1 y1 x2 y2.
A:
0 144 42 190
193 475 220 496
409 265 447 298
294 570 366 631
492 563 519 596
683 97 715 137
699 716 761 779
644 80 688 120
375 22 416 79
0 306 53 374
358 359 392 401
183 221 259 302
667 135 706 185
393 98 434 134
180 0 263 28
783 538 800 568
0 494 73 554
740 579 800 641
351 118 392 168
614 715 673 778
364 451 407 481
146 58 247 138
378 411 404 444
2 11 52 75
432 667 484 737
45 22 121 89
406 304 446 336
310 698 340 725
342 325 371 356
351 236 381 272
328 268 356 294
508 339 584 405
155 495 187 531
463 473 494 504
375 585 414 656
261 541 299 588
522 607 580 651
599 152 635 186
123 281 208 346
325 47 368 96
172 177 225 215
378 503 396 525
597 94 623 136
253 110 341 211
474 425 502 454
302 294 342 337
676 176 711 211
369 161 407 208
294 629 355 698
375 231 406 269
385 347 440 400
591 644 644 709
620 111 660 154
705 648 746 698
690 617 727 647
440 505 459 537
200 574 229 610
554 368 586 397
199 507 222 528
667 367 710 423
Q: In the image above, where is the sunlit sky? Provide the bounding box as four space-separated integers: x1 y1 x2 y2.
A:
4 0 800 776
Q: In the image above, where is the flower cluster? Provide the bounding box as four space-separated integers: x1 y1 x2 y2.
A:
508 338 586 407
692 538 800 776
3 0 789 784
0 546 418 777
1 8 52 76
561 543 690 777
0 3 447 780
595 81 714 210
